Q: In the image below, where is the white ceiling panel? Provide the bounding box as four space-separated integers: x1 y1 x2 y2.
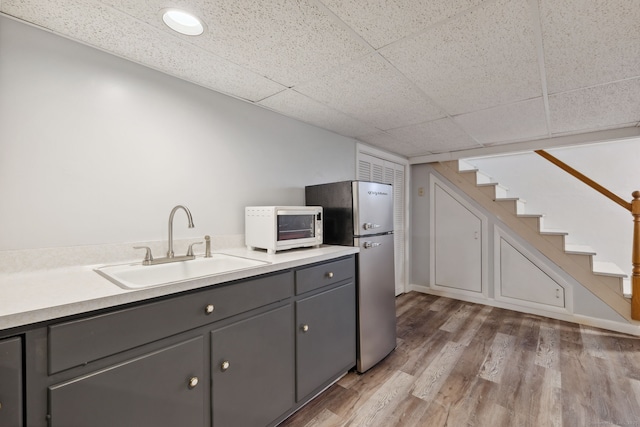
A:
454 98 549 145
2 0 286 101
380 0 541 115
99 0 371 87
549 78 640 135
540 0 640 94
320 0 486 49
356 131 430 157
294 53 444 130
258 89 378 138
386 118 481 154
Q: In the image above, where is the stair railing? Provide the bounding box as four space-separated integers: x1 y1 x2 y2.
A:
534 149 640 320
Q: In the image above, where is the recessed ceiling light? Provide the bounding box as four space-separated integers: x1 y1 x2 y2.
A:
161 9 205 36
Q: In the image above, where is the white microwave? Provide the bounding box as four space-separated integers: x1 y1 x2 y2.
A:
245 206 323 254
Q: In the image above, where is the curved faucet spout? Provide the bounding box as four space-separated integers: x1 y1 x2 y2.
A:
168 205 194 258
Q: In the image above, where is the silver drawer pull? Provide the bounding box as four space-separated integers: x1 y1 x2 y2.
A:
188 377 199 389
326 272 334 279
301 324 309 333
205 304 215 314
221 360 230 371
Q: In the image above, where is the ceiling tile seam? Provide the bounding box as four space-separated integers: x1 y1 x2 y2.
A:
373 0 504 52
527 0 552 139
89 0 291 90
258 85 394 135
312 0 376 54
376 53 486 148
547 75 640 97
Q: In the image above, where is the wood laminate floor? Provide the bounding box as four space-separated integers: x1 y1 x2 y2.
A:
280 292 640 427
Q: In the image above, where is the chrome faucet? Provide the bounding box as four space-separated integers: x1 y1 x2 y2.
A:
134 204 202 265
168 205 194 258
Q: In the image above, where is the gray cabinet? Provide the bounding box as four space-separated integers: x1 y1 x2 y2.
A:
0 336 22 427
295 282 356 401
48 337 205 427
211 304 294 427
18 256 356 427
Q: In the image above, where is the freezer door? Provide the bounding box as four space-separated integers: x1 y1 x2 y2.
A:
353 181 393 236
355 233 396 372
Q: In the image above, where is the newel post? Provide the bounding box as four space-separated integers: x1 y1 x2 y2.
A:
632 191 640 320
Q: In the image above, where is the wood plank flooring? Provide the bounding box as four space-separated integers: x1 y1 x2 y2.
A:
279 292 640 427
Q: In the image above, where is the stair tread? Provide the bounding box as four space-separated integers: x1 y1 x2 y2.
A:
540 229 569 236
565 244 596 255
496 197 526 202
593 261 627 278
622 279 632 298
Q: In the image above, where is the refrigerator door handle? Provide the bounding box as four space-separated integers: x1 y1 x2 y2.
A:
363 222 382 230
363 241 382 249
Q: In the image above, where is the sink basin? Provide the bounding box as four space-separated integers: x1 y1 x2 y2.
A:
95 254 270 289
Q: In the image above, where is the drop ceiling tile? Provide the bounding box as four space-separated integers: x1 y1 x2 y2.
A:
258 89 378 137
540 0 640 94
356 131 428 157
294 53 444 130
2 0 286 101
97 0 371 87
380 0 541 115
321 0 486 49
454 98 549 144
548 78 640 135
386 118 481 154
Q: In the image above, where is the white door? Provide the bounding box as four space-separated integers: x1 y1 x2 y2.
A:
434 183 483 293
358 153 406 296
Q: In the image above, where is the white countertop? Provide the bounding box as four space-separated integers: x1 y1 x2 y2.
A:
0 245 358 331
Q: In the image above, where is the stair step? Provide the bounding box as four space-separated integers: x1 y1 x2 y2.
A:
457 159 477 171
623 279 632 299
496 198 526 214
477 183 509 199
539 229 568 250
459 169 492 185
592 261 627 278
517 214 544 231
564 244 596 255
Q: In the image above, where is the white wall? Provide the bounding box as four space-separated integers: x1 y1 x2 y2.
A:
0 16 356 251
468 140 640 278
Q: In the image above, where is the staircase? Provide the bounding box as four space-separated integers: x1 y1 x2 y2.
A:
432 159 635 323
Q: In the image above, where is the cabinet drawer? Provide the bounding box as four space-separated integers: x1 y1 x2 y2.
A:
49 271 293 374
295 256 355 295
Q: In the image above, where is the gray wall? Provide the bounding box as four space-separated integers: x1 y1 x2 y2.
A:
0 16 356 250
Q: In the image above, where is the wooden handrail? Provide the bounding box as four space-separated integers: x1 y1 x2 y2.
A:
534 150 632 212
535 149 639 320
633 192 640 320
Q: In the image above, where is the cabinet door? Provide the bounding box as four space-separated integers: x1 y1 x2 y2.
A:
49 337 205 427
211 304 294 427
296 282 356 401
0 337 22 427
434 183 483 292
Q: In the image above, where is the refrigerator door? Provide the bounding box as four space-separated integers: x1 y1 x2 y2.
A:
353 182 394 236
355 233 396 372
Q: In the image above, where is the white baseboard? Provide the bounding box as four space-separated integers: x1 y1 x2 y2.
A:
408 284 640 337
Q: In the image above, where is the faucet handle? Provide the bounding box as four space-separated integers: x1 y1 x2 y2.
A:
204 235 212 258
187 241 203 257
133 246 154 264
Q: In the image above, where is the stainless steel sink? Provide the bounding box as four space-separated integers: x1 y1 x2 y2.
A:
95 254 270 289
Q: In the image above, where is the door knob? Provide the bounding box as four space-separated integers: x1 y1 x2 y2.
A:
221 360 230 371
188 377 199 389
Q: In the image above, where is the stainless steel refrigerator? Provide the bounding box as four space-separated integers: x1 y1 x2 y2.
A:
305 181 396 373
